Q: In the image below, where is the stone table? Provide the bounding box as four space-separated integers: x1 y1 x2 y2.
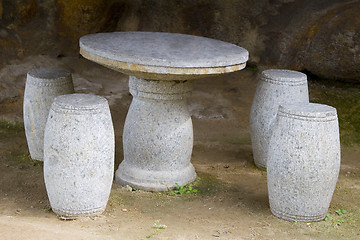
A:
80 32 248 191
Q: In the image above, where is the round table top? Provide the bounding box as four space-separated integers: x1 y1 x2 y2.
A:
80 32 248 80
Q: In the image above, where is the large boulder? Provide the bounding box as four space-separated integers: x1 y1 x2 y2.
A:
1 0 36 26
301 2 360 81
0 0 359 82
261 0 360 82
56 0 108 41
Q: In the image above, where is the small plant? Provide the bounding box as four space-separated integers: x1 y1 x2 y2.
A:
325 214 333 222
139 220 167 239
324 209 347 227
153 220 167 230
332 219 344 226
174 183 198 195
335 209 347 216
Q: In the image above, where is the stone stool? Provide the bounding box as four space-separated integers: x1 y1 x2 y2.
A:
23 68 74 161
250 69 309 169
267 102 341 222
43 94 114 219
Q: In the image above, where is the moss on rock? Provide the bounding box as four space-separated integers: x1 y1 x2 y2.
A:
309 80 360 146
56 0 108 39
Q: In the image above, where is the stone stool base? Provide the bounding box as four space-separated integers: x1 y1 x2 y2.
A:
52 206 106 220
116 161 196 191
267 102 340 222
271 208 326 222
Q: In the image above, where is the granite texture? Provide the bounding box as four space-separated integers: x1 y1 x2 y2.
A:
43 94 114 219
115 76 196 191
267 102 341 222
79 32 248 80
80 32 248 191
23 68 74 161
250 69 309 169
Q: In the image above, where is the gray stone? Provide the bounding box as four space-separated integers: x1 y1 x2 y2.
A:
43 93 115 219
80 32 248 68
80 32 248 191
115 76 196 191
23 68 74 161
267 102 341 222
250 69 309 169
80 32 248 80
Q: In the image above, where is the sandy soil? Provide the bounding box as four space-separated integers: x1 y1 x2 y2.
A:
0 56 359 239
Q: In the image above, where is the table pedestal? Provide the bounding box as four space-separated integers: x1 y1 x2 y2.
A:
115 76 196 191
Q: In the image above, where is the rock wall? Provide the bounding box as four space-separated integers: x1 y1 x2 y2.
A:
0 0 359 81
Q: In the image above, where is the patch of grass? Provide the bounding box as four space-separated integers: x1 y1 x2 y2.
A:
0 121 24 131
13 152 31 163
164 173 223 196
310 207 359 238
0 121 24 139
324 209 349 227
6 151 43 167
173 183 198 195
309 81 360 145
191 172 225 196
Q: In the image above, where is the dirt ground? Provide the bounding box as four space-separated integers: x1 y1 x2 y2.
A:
0 56 359 239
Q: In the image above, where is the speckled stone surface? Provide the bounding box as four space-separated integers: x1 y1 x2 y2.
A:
43 94 114 218
267 102 341 222
115 76 196 191
80 32 248 191
23 68 74 161
250 69 309 169
79 32 249 80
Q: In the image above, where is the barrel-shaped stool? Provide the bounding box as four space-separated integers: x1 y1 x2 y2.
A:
250 69 309 169
267 102 340 222
24 68 74 161
43 94 114 219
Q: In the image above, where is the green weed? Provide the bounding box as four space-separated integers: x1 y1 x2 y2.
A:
324 209 348 227
335 209 347 216
139 220 167 240
173 183 198 195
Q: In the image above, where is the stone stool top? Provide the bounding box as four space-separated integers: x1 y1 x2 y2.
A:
278 102 337 121
51 94 109 114
79 32 249 80
27 68 72 86
262 69 307 85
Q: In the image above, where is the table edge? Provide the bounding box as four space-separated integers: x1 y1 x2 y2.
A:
80 48 247 80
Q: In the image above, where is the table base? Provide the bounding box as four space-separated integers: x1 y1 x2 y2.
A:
115 76 197 191
116 161 196 191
